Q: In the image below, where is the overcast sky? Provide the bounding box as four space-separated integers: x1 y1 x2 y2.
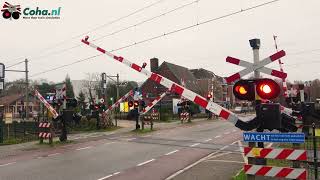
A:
1 0 319 84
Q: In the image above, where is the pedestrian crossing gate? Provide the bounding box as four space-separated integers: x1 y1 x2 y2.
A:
141 115 154 130
180 112 190 123
38 122 53 144
243 147 307 179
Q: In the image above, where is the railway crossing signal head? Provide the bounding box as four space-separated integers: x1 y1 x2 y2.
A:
233 80 255 101
233 79 280 101
128 101 134 108
256 79 280 100
134 101 139 108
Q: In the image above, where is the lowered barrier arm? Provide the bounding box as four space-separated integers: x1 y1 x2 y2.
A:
81 36 256 131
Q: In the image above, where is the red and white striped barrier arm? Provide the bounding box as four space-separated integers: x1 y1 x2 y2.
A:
244 147 307 161
244 165 307 180
81 37 245 127
35 90 59 119
104 90 134 114
273 35 288 98
142 91 167 114
225 50 286 83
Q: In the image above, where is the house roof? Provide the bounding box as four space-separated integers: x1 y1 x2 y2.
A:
163 62 202 93
190 68 216 79
0 94 24 106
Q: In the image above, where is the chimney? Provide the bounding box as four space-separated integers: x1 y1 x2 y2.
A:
150 58 159 73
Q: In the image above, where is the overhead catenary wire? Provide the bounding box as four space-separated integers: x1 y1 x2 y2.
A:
27 0 200 63
6 60 25 69
6 0 166 64
30 0 281 77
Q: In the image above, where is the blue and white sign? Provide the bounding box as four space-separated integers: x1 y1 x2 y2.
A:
243 132 305 143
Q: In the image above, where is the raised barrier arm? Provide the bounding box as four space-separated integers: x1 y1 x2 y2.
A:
34 90 59 119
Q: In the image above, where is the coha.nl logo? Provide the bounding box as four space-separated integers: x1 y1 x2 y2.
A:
2 2 61 20
1 2 21 19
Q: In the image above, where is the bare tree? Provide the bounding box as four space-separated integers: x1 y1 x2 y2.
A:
310 79 320 101
83 73 101 104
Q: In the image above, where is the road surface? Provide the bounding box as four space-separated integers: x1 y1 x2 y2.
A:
0 118 250 180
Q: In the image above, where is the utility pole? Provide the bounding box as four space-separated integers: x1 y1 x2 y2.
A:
116 73 120 101
25 59 29 121
101 73 107 104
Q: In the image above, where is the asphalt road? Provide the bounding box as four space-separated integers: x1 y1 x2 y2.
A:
0 118 250 180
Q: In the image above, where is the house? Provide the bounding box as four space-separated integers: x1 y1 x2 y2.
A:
0 93 40 118
140 58 231 108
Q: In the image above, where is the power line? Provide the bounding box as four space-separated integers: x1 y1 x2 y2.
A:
28 0 200 62
30 0 281 78
30 54 102 77
6 60 25 69
6 0 165 63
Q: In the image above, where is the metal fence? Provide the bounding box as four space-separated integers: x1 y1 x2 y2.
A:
1 120 39 143
303 124 319 180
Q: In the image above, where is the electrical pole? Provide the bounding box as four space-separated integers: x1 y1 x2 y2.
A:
116 73 119 127
25 59 29 121
116 73 119 101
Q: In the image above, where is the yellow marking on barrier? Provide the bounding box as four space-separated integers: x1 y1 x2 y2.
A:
251 148 262 157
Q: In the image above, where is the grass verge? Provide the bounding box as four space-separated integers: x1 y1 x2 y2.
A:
131 128 155 134
232 169 246 180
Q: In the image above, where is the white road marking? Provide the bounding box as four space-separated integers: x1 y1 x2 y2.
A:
165 150 179 155
48 153 60 157
190 143 200 147
215 135 221 138
204 138 212 142
76 146 93 151
104 142 115 145
113 172 120 175
137 159 155 166
207 152 232 160
37 156 44 159
205 159 244 164
238 140 248 164
126 138 136 141
97 172 121 180
0 162 16 167
165 140 239 180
